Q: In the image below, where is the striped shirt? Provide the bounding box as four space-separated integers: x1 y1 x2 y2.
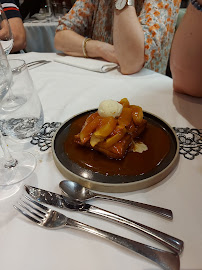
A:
0 0 21 19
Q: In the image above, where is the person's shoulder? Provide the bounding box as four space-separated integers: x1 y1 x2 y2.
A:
1 0 20 8
1 0 21 19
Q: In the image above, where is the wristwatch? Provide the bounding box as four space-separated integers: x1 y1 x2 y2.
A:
115 0 135 10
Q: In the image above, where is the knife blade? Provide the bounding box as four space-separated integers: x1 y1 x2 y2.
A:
25 185 184 254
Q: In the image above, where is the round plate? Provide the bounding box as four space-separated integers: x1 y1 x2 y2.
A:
52 110 179 193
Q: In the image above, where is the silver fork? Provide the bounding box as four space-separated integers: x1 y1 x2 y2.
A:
14 196 180 270
26 60 51 68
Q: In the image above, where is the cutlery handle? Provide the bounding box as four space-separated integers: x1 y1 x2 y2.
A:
85 205 184 254
95 194 173 220
27 60 51 68
66 219 180 270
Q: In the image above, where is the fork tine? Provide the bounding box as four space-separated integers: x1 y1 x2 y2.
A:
13 195 49 225
24 195 49 211
13 205 40 224
18 201 44 220
21 197 46 216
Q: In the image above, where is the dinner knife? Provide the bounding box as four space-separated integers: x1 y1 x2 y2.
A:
25 185 184 254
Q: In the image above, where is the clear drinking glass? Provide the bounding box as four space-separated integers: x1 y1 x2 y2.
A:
2 59 44 139
0 59 44 188
0 44 11 100
0 3 13 55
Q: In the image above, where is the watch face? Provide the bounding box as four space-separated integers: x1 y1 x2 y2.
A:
115 0 126 10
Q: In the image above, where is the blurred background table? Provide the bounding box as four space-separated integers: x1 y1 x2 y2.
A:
24 18 58 53
21 0 75 53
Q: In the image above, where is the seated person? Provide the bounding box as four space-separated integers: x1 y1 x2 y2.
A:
0 0 26 52
170 0 202 97
55 0 181 75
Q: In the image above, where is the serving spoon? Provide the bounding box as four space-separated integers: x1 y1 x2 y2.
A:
59 180 173 220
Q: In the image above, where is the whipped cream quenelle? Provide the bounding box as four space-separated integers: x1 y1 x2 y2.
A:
98 100 123 118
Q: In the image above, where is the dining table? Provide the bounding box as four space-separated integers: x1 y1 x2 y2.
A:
0 52 202 270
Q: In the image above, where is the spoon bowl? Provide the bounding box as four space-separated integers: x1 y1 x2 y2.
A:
60 180 95 201
59 180 173 219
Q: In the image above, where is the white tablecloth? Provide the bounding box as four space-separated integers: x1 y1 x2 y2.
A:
24 20 58 53
1 52 202 270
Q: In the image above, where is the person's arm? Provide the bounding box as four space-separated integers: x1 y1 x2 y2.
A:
55 1 144 73
170 1 202 97
113 5 145 74
55 30 118 63
9 17 26 52
2 1 26 52
54 0 118 63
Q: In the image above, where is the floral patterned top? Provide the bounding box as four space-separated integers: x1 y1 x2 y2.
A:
56 0 181 74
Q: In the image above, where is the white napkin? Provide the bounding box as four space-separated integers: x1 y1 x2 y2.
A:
54 55 118 73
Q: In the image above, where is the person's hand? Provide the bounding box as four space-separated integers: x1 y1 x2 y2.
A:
0 20 10 40
88 40 119 64
98 42 119 63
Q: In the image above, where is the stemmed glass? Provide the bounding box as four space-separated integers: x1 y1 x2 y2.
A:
0 3 13 55
0 56 44 189
45 0 54 21
0 42 11 100
2 59 44 139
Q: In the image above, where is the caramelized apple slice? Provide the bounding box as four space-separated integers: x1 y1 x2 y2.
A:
98 126 127 148
119 98 130 108
93 117 117 138
90 133 103 147
84 112 99 125
131 105 143 125
118 107 132 128
80 115 101 143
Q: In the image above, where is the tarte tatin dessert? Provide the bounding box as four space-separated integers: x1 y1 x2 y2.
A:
74 98 147 159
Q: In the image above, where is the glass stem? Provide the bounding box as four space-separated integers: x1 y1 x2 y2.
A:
0 131 18 168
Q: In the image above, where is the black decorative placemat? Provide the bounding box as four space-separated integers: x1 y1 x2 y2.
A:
173 127 202 160
0 120 6 136
30 122 61 151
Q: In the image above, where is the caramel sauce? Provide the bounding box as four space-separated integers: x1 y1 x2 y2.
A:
64 114 171 176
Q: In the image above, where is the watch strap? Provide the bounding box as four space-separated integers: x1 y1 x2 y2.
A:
127 0 135 6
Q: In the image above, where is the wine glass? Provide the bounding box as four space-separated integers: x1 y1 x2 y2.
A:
0 42 11 100
0 58 44 190
2 59 44 139
0 3 13 55
45 0 58 21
